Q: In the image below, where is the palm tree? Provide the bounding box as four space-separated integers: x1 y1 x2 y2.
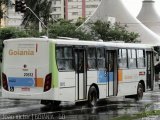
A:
22 0 52 29
0 0 11 27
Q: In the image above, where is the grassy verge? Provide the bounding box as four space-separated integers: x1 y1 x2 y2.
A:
112 110 160 120
0 62 2 87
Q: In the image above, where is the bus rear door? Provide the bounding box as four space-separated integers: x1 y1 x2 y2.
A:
106 50 118 97
75 49 87 100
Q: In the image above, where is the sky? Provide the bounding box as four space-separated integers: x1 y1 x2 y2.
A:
122 0 160 17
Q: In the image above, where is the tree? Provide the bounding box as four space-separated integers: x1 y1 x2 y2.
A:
48 19 93 40
0 0 11 27
88 20 140 42
22 0 52 30
47 19 139 42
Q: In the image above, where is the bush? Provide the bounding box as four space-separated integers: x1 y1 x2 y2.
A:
0 27 29 40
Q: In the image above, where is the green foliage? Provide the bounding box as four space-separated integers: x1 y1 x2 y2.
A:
0 19 140 61
47 19 139 42
0 19 140 44
0 0 11 26
88 20 140 42
75 17 86 26
0 27 29 40
48 19 93 40
22 0 52 29
26 28 41 37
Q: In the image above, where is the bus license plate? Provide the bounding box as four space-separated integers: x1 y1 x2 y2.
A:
21 87 30 91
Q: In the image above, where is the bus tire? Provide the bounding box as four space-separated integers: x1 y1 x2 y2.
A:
41 100 51 105
41 100 61 106
136 83 144 101
88 86 98 107
52 101 61 106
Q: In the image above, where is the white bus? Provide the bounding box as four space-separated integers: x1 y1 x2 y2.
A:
1 38 154 106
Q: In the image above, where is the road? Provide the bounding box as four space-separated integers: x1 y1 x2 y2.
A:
0 89 159 120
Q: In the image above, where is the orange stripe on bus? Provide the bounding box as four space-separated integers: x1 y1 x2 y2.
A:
118 70 122 82
35 78 43 87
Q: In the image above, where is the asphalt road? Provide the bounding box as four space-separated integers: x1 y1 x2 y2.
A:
0 88 159 120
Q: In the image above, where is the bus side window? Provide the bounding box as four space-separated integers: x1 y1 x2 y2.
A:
128 49 137 68
118 49 127 68
64 47 73 70
56 47 74 71
137 50 145 68
78 53 84 73
97 48 105 70
87 48 96 70
56 47 65 70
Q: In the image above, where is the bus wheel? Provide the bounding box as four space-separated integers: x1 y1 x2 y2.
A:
41 100 51 105
52 101 61 106
88 86 98 107
136 83 144 101
41 100 61 106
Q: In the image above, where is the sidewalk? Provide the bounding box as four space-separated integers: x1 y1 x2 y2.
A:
154 81 160 92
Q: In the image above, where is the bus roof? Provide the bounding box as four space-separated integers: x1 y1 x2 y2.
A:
3 38 152 49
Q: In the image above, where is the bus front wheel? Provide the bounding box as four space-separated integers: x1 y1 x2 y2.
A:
88 86 98 107
136 83 144 101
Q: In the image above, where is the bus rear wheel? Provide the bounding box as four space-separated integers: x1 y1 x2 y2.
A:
136 83 144 101
41 100 61 106
53 101 61 106
88 86 98 107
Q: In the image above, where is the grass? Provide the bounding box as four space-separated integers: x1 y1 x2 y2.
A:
112 110 160 120
0 62 1 79
0 62 1 87
0 40 2 84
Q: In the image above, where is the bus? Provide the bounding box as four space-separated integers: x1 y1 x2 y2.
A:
1 38 155 106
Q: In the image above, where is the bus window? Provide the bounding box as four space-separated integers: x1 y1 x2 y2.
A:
57 47 63 58
64 47 72 59
137 50 145 68
97 48 105 69
118 49 127 68
108 52 114 72
128 49 137 68
88 48 96 70
56 47 74 71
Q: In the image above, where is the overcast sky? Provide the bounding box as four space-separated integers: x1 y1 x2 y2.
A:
122 0 160 17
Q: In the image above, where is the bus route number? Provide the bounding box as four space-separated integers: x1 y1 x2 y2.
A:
24 73 33 77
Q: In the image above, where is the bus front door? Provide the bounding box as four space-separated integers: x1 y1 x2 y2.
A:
146 51 154 90
106 50 118 97
75 49 87 100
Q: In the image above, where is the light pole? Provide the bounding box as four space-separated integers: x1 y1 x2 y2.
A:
26 7 48 37
15 0 49 37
